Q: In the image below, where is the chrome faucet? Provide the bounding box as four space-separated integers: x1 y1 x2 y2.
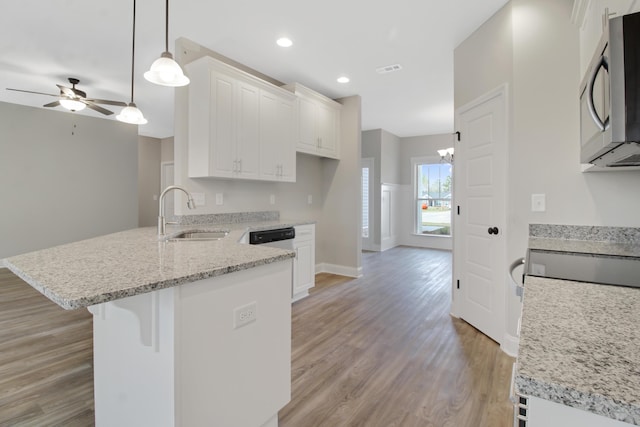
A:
158 185 196 236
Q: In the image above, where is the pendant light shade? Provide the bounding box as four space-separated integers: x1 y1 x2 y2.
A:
117 103 148 124
145 0 189 87
117 0 147 125
144 52 189 87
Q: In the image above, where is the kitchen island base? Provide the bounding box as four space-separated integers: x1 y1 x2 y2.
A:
89 260 292 427
527 396 635 427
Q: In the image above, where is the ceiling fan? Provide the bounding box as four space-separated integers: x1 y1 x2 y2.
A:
6 78 127 115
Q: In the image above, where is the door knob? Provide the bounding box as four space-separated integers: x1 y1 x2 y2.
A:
488 227 499 235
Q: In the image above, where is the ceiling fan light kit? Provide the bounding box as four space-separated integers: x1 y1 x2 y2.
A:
59 98 86 112
144 0 189 87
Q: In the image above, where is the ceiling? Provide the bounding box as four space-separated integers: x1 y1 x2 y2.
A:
1 0 509 139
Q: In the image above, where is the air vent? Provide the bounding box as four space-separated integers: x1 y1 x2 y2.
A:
607 153 640 167
376 64 403 74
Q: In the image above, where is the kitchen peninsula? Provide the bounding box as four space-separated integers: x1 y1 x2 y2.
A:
515 225 640 427
4 213 310 427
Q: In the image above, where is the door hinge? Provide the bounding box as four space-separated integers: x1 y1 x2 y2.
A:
457 205 460 215
457 279 460 289
454 131 461 141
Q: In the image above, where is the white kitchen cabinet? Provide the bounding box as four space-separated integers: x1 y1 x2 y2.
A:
525 396 634 427
259 91 296 182
185 56 296 182
292 224 315 302
283 83 341 159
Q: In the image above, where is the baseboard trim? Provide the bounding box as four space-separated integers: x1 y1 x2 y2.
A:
501 333 519 357
316 263 362 278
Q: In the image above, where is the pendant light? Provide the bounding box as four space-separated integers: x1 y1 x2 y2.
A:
144 0 189 87
117 0 148 125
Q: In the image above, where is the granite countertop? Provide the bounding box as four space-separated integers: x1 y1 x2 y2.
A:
528 237 640 258
516 276 640 424
517 225 640 425
4 219 313 310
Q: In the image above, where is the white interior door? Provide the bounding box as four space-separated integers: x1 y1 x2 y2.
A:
453 85 508 344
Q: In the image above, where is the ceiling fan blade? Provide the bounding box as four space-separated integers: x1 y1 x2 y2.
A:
6 88 59 97
84 102 114 116
43 100 61 108
85 99 127 107
56 84 75 98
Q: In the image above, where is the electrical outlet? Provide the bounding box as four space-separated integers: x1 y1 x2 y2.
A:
233 302 257 329
531 194 546 212
215 193 223 205
192 192 205 206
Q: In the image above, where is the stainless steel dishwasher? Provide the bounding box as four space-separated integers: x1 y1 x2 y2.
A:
247 227 295 250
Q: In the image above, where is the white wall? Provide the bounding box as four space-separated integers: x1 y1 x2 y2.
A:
173 38 360 274
362 130 382 248
380 130 401 185
138 136 161 227
0 101 138 259
318 96 362 276
454 0 640 341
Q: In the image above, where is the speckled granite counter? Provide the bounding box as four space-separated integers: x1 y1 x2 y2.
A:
516 276 640 424
516 224 640 425
4 219 312 310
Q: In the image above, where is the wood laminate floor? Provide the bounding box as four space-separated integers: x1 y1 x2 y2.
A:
0 246 514 426
279 247 514 427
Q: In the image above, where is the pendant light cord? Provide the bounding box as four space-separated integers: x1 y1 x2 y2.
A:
130 0 137 103
165 0 169 52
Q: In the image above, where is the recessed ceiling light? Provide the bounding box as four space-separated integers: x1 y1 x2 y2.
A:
276 37 293 47
337 76 350 84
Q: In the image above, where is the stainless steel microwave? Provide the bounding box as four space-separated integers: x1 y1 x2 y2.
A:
579 10 640 168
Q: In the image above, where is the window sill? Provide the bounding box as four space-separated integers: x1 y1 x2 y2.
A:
411 233 452 238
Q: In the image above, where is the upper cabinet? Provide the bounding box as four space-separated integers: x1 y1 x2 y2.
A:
283 83 342 160
184 56 296 182
574 0 640 77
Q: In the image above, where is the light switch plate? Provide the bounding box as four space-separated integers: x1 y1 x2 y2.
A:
531 194 546 212
307 195 313 205
269 194 275 205
215 193 223 205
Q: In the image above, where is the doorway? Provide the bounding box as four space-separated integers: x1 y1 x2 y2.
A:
452 85 508 347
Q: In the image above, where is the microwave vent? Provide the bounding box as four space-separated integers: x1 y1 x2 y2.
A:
607 153 640 167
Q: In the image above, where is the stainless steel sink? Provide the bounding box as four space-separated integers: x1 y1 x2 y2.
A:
168 231 229 241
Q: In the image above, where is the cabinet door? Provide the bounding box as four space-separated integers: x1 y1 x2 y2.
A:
210 72 236 178
293 239 314 296
259 91 279 180
275 97 296 182
292 225 315 301
316 102 338 158
296 96 318 153
236 81 261 179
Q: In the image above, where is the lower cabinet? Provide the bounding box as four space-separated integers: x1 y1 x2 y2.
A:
292 224 315 302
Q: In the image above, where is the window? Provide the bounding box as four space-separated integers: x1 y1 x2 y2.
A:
413 158 452 236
